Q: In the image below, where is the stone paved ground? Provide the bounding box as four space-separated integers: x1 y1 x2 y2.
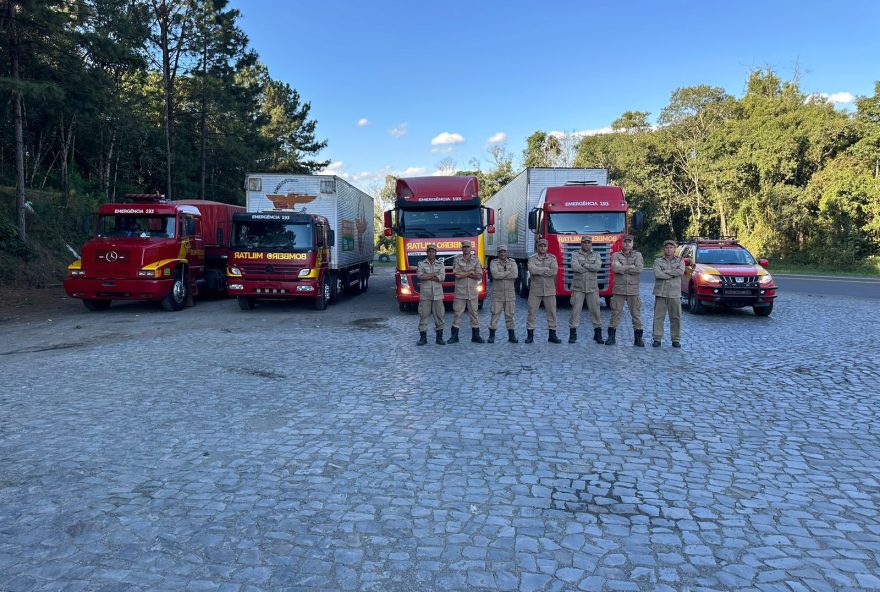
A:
1 268 879 591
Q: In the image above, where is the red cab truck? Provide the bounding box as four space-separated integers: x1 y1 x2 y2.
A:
227 174 374 310
485 167 641 305
64 195 244 311
383 176 495 312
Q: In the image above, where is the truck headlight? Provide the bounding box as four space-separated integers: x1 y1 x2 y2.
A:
69 269 86 277
699 272 722 284
228 266 242 277
400 275 410 287
758 274 773 285
137 269 158 278
298 268 312 278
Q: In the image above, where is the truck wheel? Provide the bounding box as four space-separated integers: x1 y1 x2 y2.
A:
478 300 484 310
754 303 773 317
315 276 329 310
687 285 705 315
604 296 612 309
329 271 340 303
238 296 256 310
518 268 530 299
361 265 369 292
161 269 189 311
399 302 410 312
83 299 111 311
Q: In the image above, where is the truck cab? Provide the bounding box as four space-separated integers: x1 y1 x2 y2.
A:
64 195 241 311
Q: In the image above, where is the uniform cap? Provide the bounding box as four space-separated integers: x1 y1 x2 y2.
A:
460 240 473 247
622 234 634 242
580 236 592 243
663 239 677 247
497 244 508 251
537 238 549 246
426 244 438 251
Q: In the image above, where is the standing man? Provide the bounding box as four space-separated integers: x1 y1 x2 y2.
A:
652 239 685 347
568 236 604 344
448 239 484 343
416 244 446 346
488 245 518 343
526 238 561 344
605 235 645 346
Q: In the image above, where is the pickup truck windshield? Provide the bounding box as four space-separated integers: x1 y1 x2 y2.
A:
547 212 625 234
97 215 176 238
232 221 313 250
696 248 756 265
398 208 481 238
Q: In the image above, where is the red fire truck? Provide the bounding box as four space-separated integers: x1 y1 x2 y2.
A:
64 195 243 311
485 168 641 305
383 176 495 311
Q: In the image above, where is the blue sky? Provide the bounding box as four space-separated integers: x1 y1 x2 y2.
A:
231 0 880 191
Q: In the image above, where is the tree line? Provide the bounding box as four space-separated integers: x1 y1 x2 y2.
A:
0 0 327 242
516 71 880 268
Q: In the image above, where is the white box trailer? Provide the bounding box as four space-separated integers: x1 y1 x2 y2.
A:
245 173 374 270
486 167 608 259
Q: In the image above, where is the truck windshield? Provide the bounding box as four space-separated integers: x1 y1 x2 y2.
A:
232 221 313 251
97 215 176 238
398 208 481 238
547 212 626 234
696 248 756 265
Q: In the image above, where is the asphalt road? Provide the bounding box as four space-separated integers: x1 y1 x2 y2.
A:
639 270 880 299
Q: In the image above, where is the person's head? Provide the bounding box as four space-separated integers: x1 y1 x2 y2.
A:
426 245 437 261
461 240 472 256
663 240 676 257
580 236 592 252
536 238 548 253
622 235 634 252
498 245 508 260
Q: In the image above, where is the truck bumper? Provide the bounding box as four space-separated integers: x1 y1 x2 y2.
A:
64 278 173 301
395 271 486 304
227 278 319 299
695 286 777 308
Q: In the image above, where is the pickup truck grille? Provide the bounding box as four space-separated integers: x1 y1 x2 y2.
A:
562 243 611 292
720 275 758 287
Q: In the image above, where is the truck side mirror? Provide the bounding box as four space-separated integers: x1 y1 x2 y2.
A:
383 210 392 230
759 258 769 268
384 228 392 237
527 210 537 231
631 211 645 231
329 229 335 247
485 207 495 227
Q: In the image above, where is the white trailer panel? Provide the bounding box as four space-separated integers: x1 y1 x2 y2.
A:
486 167 608 259
244 173 374 270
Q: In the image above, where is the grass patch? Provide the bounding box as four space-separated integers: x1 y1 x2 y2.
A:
769 260 880 277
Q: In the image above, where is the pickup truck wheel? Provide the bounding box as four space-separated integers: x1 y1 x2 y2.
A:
237 296 256 310
399 302 411 312
315 276 329 310
687 284 705 315
754 303 773 317
83 299 111 311
161 269 188 311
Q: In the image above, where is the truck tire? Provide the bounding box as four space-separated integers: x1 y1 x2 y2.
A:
518 265 530 299
687 284 705 315
399 302 411 312
604 296 612 309
754 303 773 317
161 269 189 311
238 296 256 310
315 276 329 310
83 299 111 311
361 264 369 293
329 271 340 303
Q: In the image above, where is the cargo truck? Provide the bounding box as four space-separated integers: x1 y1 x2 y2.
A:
228 174 374 310
383 176 495 311
485 167 641 306
64 194 244 311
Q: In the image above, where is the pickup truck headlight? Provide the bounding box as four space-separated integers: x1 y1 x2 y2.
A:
758 274 774 285
699 272 722 284
400 274 410 287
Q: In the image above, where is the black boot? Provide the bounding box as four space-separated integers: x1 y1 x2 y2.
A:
417 331 428 346
436 330 446 345
471 328 484 343
593 327 603 343
525 329 534 343
568 328 577 343
634 329 645 347
508 329 518 343
448 326 460 343
548 330 562 344
604 327 616 345
652 339 661 347
487 328 496 343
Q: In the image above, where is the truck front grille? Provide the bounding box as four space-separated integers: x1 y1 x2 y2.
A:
562 243 611 292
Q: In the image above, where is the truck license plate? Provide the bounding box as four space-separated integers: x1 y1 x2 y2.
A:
725 289 751 296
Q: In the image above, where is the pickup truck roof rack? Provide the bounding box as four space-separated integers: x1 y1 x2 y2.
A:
685 236 739 244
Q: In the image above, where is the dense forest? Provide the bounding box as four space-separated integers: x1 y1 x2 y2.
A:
2 1 879 286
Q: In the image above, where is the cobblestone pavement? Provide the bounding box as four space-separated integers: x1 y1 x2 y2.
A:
1 268 879 591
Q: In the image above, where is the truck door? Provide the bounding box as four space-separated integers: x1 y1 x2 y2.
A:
182 214 205 277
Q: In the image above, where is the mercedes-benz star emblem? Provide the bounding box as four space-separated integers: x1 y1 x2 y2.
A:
106 251 119 262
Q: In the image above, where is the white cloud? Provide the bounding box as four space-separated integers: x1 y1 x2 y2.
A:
487 132 507 143
357 118 369 127
549 127 614 139
430 146 456 153
321 161 345 175
351 171 373 181
401 166 427 176
824 92 855 104
390 123 408 138
431 132 465 145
